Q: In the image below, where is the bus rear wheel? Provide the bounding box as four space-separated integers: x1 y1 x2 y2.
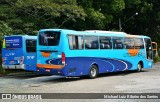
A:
137 63 142 72
89 65 98 79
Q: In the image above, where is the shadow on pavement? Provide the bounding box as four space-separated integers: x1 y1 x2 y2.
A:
1 72 48 79
0 69 150 83
39 70 150 83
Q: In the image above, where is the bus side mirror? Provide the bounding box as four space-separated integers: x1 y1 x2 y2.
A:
149 44 152 49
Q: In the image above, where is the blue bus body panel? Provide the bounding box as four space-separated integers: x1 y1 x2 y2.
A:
23 36 37 71
37 50 152 76
24 53 36 71
2 48 23 65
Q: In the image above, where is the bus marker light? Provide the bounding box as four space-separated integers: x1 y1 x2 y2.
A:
2 58 4 63
58 55 61 58
20 56 24 64
62 52 65 65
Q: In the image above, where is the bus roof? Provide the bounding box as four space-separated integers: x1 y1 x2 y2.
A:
39 29 75 32
38 29 151 39
85 30 126 35
4 35 37 39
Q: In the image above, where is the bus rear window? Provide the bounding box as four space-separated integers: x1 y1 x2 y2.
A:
39 31 61 46
26 39 36 52
5 36 22 49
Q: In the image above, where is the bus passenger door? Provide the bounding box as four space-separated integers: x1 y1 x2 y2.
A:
144 38 153 60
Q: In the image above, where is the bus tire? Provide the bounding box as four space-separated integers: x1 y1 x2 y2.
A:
89 65 98 79
137 63 142 72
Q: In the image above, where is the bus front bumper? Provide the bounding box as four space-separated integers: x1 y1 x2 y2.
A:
2 64 25 70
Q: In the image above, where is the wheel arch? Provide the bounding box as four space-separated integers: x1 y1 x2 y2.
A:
138 60 144 68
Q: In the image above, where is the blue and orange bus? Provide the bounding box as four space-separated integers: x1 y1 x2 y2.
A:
2 35 37 71
36 29 153 78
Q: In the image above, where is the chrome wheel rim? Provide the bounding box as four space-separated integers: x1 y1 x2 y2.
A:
91 68 96 77
137 64 141 71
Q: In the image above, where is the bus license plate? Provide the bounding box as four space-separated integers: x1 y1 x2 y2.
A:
10 61 14 64
46 69 50 72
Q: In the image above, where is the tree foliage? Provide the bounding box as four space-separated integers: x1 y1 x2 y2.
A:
0 0 160 50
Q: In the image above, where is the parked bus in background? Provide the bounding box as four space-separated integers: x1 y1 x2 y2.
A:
152 42 158 58
2 35 37 71
36 29 153 78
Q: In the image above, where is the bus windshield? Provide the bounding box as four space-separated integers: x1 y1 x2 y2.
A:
4 36 22 49
39 31 61 46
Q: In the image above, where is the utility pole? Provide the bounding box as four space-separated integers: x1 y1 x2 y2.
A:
119 12 138 31
119 18 122 31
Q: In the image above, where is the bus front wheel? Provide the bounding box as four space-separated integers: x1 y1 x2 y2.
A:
89 65 98 79
137 63 142 72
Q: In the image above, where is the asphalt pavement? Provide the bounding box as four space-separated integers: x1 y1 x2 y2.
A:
0 62 160 102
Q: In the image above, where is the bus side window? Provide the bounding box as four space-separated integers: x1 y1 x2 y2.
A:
99 36 112 49
68 35 83 50
26 39 36 52
124 38 134 49
85 36 99 49
113 37 124 49
135 38 144 49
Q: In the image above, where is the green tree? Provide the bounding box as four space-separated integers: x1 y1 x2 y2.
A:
14 0 86 30
0 21 13 52
122 0 160 44
0 0 160 51
77 0 125 30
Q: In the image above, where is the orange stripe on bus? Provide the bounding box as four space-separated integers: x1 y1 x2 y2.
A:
41 52 51 58
37 64 63 69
